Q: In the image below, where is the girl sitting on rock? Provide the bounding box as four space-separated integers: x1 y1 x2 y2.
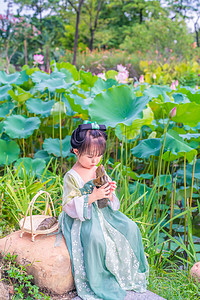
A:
58 122 149 300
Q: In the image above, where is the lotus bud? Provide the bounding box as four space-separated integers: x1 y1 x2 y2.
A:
139 75 144 83
175 80 179 86
134 82 138 88
170 82 176 90
169 107 177 118
148 131 157 139
153 73 156 80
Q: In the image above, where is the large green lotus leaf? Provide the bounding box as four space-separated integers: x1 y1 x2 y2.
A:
0 85 12 101
26 98 54 117
172 102 200 127
43 135 71 157
131 138 161 159
30 71 50 83
79 70 98 90
162 129 197 163
14 158 46 177
0 122 4 134
88 85 149 127
153 175 172 187
51 102 66 123
91 78 118 95
179 133 200 140
8 86 32 103
0 71 20 84
0 102 15 118
33 150 52 163
56 62 79 81
149 98 176 119
15 70 29 85
177 159 200 181
4 115 41 139
35 78 73 93
60 68 75 84
173 93 190 104
0 139 20 165
143 85 171 102
65 92 90 115
62 95 75 116
105 70 118 80
120 106 154 139
177 87 200 104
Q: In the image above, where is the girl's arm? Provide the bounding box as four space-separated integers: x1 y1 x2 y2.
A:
62 173 92 221
107 181 120 211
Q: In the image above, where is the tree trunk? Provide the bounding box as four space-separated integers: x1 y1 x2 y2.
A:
72 0 84 66
46 46 50 73
139 8 143 24
24 39 28 65
89 29 94 52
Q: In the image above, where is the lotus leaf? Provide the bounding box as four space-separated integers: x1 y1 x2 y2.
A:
162 129 197 163
34 150 52 163
65 92 91 116
80 70 98 90
4 115 41 139
92 78 118 95
120 106 154 139
35 78 73 93
177 159 200 181
26 98 54 117
131 138 161 159
0 85 12 101
15 70 29 85
89 85 149 127
153 175 173 187
14 157 46 177
43 135 71 157
0 139 20 165
56 62 79 81
179 133 200 140
0 122 4 134
62 95 75 116
8 86 32 103
51 102 66 123
59 69 74 83
143 85 171 102
178 87 200 104
173 93 190 104
0 102 15 118
30 71 50 83
172 102 200 127
0 71 20 84
105 70 118 80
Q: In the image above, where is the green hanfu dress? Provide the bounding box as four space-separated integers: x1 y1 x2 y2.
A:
58 169 149 300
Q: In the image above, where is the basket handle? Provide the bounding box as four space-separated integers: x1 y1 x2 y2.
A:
21 190 56 236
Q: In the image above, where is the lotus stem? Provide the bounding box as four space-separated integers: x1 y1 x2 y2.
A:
59 94 63 166
183 153 187 244
169 163 174 250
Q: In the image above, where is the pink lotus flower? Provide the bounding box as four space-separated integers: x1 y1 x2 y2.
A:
33 54 44 65
139 75 144 83
134 83 138 88
169 107 177 118
117 64 127 72
175 80 179 86
170 82 176 90
153 73 156 80
97 73 106 80
195 85 199 90
115 70 129 83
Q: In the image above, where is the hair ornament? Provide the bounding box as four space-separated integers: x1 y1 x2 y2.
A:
79 121 106 131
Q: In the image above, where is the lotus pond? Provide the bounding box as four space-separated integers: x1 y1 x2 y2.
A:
1 62 200 298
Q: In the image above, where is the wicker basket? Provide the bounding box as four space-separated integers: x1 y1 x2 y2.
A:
19 190 58 242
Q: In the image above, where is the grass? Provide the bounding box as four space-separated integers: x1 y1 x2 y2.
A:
149 265 200 300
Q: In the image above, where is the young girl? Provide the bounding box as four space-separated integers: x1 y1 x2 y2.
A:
59 122 149 300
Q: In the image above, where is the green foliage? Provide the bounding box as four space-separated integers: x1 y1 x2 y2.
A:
0 252 50 299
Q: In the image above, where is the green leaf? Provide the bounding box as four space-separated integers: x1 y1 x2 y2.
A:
177 159 200 181
0 85 12 101
43 135 71 157
172 102 200 127
51 102 66 123
153 175 172 187
0 71 20 84
4 115 41 139
80 70 98 90
26 98 54 117
143 85 171 102
30 71 50 83
8 86 32 103
35 78 73 93
0 139 20 165
162 129 197 163
131 138 161 159
105 70 118 80
178 87 200 104
14 158 46 177
0 102 15 118
56 62 79 81
91 78 118 95
33 150 52 163
88 85 149 127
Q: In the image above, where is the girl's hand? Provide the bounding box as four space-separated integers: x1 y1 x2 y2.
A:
88 183 110 204
108 181 117 202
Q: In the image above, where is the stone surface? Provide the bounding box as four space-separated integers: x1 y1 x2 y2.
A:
73 290 166 300
0 282 9 300
0 231 74 295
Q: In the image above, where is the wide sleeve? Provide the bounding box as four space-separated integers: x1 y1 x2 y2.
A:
106 172 120 211
62 173 91 221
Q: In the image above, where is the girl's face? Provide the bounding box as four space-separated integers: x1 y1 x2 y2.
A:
73 147 102 169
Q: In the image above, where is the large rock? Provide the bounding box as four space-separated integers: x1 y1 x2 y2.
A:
0 231 74 295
